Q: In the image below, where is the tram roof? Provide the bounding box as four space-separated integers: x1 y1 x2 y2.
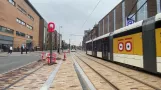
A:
93 33 110 41
155 13 161 21
85 40 92 43
112 20 143 35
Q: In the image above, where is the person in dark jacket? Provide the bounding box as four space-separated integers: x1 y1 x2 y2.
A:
25 46 28 54
21 46 23 54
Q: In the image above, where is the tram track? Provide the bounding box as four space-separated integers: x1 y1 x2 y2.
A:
77 52 161 90
74 53 161 90
73 54 119 90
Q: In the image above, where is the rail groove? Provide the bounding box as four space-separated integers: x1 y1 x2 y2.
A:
74 54 119 90
76 53 161 90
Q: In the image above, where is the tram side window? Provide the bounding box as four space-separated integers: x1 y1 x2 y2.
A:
97 40 102 51
89 43 92 51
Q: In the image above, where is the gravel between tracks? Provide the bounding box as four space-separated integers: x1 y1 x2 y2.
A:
74 53 156 90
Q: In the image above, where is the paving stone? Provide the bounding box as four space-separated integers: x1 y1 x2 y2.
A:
50 54 82 90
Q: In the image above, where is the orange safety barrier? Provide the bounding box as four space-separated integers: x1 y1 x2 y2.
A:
63 52 66 61
46 53 57 64
41 52 46 60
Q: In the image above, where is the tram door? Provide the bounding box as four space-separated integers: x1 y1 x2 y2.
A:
93 41 97 57
102 38 109 60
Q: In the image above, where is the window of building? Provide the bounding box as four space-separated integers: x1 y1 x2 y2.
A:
26 24 33 30
26 35 33 39
0 26 14 34
16 18 26 26
8 0 15 6
99 23 101 36
16 31 25 37
137 0 148 21
114 9 116 31
107 15 109 32
103 19 104 34
157 0 161 13
17 5 27 15
27 14 34 21
122 1 125 27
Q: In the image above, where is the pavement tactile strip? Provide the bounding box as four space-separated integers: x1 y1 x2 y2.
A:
8 64 57 90
50 54 82 90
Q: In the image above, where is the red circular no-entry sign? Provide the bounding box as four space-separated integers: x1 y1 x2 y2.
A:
48 22 55 32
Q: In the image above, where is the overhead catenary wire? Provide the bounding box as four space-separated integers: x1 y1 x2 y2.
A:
129 0 148 19
127 0 139 18
80 0 102 31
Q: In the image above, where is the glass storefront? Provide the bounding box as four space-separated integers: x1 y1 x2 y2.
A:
0 35 13 52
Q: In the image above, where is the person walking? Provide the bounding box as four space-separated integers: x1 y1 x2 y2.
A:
10 46 13 54
21 46 23 54
8 46 10 54
25 46 28 54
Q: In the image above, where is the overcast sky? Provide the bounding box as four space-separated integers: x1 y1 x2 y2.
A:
29 0 121 46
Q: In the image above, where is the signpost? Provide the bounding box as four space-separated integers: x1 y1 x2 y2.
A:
48 22 55 64
126 14 135 26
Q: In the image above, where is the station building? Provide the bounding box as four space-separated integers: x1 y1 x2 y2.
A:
83 0 161 42
0 0 43 51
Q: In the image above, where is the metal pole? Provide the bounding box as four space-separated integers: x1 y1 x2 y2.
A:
49 32 52 64
69 39 70 53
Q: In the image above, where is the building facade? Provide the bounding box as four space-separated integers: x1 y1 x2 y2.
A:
83 0 161 43
97 0 160 36
0 0 43 51
39 19 47 51
46 30 62 50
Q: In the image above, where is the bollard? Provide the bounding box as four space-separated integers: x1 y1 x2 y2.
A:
41 52 46 60
52 53 57 64
46 53 51 64
63 52 66 61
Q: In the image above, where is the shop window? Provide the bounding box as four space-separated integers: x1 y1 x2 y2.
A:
8 0 15 6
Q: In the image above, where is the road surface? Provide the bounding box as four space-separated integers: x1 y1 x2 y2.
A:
0 52 41 74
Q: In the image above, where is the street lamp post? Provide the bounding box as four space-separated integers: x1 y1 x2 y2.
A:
59 26 62 54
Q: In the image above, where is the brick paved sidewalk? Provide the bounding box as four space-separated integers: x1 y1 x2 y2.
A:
7 63 58 90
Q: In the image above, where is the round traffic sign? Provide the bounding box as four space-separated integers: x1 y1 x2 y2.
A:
118 42 124 51
125 41 132 52
48 22 55 32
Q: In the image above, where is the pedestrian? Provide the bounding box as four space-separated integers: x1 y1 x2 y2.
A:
21 46 23 54
25 46 28 54
17 46 20 52
10 46 13 54
8 46 10 54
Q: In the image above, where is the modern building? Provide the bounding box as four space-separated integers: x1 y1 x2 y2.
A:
83 0 161 42
46 30 62 50
0 0 43 51
39 19 48 51
98 0 160 36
